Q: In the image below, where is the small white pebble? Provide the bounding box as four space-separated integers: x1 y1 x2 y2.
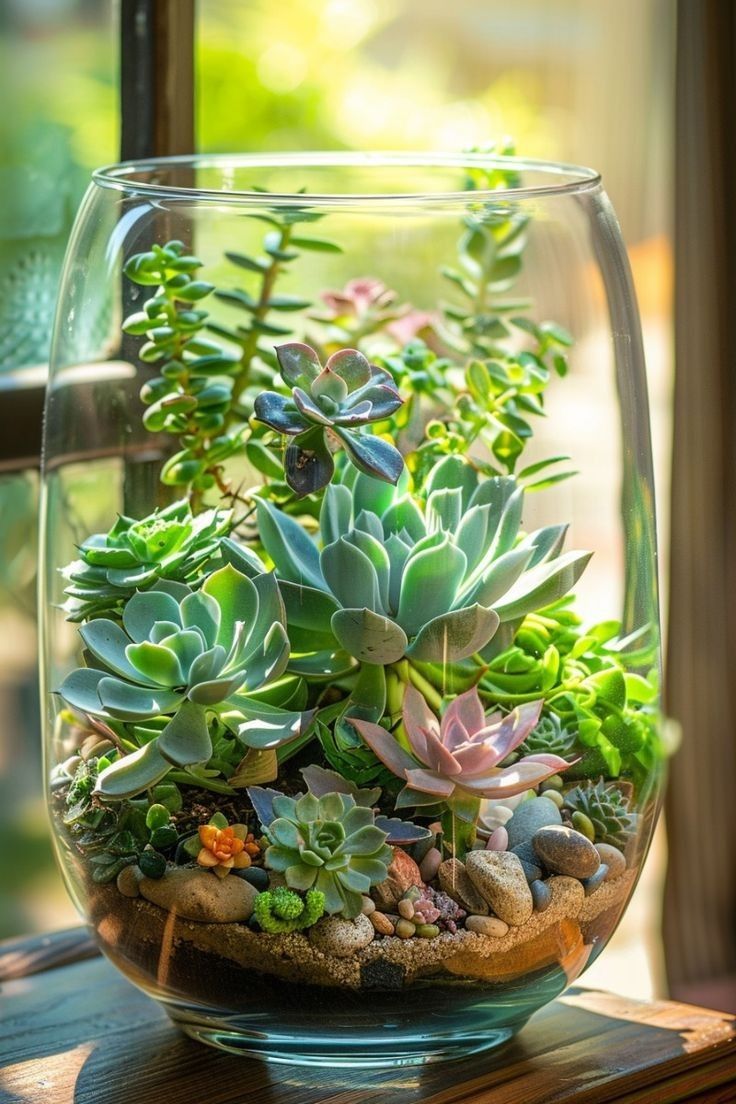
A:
360 896 376 915
398 898 415 920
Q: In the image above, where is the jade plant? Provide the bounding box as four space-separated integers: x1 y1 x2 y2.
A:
53 152 662 931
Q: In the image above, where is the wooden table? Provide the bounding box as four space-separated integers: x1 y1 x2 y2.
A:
1 928 734 1104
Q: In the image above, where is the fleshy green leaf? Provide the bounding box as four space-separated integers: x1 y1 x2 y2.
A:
157 700 212 766
95 741 171 800
331 608 408 664
406 604 500 662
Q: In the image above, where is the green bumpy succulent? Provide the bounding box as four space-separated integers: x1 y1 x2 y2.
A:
253 341 405 496
58 565 310 799
518 713 577 759
263 791 392 918
563 779 637 849
253 887 326 932
62 499 232 621
227 455 590 668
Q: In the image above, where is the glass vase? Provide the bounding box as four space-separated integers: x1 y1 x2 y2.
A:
41 153 664 1067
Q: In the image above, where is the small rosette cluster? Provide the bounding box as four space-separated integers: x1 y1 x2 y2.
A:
253 341 404 495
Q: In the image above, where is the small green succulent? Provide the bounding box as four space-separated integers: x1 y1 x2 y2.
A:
253 341 405 495
253 887 326 932
262 792 392 917
518 713 577 759
563 779 637 849
62 499 232 621
58 565 310 799
228 456 590 668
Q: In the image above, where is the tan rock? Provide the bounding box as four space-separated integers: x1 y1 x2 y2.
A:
465 915 509 937
369 910 395 936
465 850 534 926
438 858 489 915
116 864 142 898
139 865 257 923
308 914 375 957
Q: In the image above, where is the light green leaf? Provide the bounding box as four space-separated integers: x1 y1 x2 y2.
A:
95 740 171 800
406 604 500 662
331 608 408 664
201 564 258 652
321 537 382 613
493 550 593 622
256 498 323 588
157 700 212 766
397 538 467 636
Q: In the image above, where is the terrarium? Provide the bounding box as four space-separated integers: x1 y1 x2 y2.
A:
41 152 663 1066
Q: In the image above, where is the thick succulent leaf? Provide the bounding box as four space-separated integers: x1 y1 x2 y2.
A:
385 533 413 613
373 816 433 844
426 487 463 534
97 677 182 720
397 538 467 637
201 564 257 653
242 622 290 690
220 537 265 579
425 455 478 507
312 364 350 403
300 764 381 806
125 641 184 687
157 629 205 678
79 620 147 683
325 348 373 389
150 620 182 645
94 740 171 799
455 504 494 575
276 341 322 388
279 581 339 635
246 785 286 827
187 671 245 705
292 386 333 426
251 570 287 637
336 429 404 485
458 545 533 609
187 644 227 687
406 604 500 662
320 483 353 547
157 700 212 766
490 486 525 557
285 426 335 497
287 650 354 679
253 391 305 434
180 590 221 648
493 550 593 622
57 668 107 717
256 498 323 588
331 608 408 664
345 530 391 613
353 509 384 543
348 716 417 779
404 768 455 796
122 589 182 644
519 524 569 567
236 701 314 749
336 867 372 893
321 537 382 612
228 747 278 788
382 495 426 543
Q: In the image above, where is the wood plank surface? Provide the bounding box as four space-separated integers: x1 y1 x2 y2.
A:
0 931 734 1104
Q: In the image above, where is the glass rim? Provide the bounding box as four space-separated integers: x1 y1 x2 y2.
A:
91 151 602 206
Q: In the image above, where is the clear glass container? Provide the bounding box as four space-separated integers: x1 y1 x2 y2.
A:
41 153 663 1066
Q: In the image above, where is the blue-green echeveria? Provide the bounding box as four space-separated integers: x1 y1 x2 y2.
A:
58 566 310 798
225 456 591 668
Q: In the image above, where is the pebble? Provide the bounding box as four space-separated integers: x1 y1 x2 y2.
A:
487 826 509 852
236 866 269 891
464 850 534 926
465 914 509 937
438 858 489 915
582 864 609 896
139 866 258 922
510 840 543 883
571 811 596 842
419 847 442 882
530 879 552 913
595 843 627 880
544 789 565 810
505 796 563 850
308 913 375 957
532 825 601 880
395 918 416 939
372 847 424 911
369 910 395 936
116 864 142 898
398 898 415 920
360 896 376 915
540 774 564 792
415 923 440 939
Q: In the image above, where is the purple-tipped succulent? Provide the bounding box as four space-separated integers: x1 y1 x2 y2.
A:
253 341 404 496
350 685 572 807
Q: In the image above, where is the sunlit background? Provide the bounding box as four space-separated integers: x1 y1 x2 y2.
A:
0 0 673 1000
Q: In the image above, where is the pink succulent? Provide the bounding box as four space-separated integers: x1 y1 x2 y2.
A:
350 686 572 805
319 277 399 321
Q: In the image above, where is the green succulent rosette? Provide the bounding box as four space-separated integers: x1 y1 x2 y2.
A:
62 499 232 621
58 565 311 798
253 341 405 496
262 791 392 918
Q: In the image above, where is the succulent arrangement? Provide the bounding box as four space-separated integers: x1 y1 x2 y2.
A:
50 152 661 1003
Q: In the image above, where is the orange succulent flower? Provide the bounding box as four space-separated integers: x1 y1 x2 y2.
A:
197 822 251 879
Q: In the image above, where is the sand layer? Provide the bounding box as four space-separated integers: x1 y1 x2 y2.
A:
89 868 635 995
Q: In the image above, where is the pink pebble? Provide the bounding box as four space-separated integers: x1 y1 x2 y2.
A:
487 826 509 852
